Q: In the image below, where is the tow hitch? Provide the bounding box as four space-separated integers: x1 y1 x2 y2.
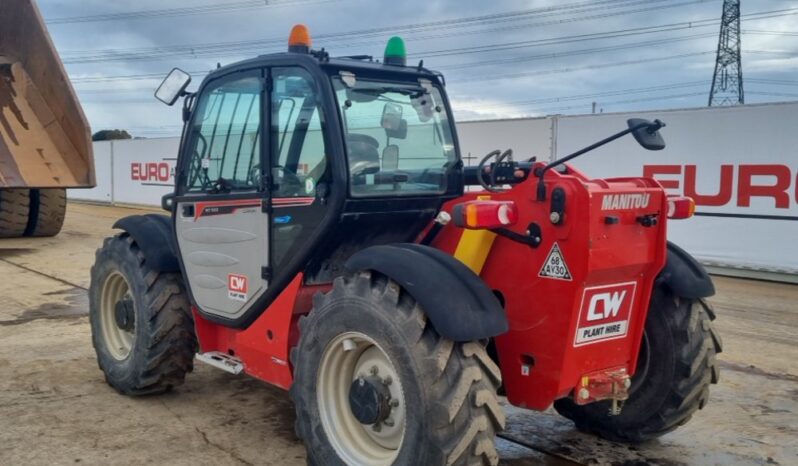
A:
575 368 631 415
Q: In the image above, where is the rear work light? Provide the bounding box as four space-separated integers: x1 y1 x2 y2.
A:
452 200 518 230
667 196 696 219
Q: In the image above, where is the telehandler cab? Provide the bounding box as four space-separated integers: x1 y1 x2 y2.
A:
90 25 722 465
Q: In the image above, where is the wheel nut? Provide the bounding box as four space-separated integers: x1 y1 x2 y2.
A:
372 423 382 432
382 376 392 386
342 338 357 352
579 388 590 400
390 399 400 408
383 418 395 427
370 365 379 375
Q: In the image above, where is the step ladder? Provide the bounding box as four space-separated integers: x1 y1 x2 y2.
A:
195 351 244 375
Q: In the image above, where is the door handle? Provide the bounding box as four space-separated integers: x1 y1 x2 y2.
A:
181 204 195 218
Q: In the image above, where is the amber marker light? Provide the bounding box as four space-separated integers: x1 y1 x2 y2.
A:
288 24 312 53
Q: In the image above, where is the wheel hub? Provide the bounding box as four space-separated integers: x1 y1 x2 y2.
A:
349 376 392 425
317 332 407 465
114 297 135 331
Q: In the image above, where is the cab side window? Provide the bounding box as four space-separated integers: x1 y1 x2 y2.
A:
271 68 328 198
183 74 262 193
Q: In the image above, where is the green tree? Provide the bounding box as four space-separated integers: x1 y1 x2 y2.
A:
92 129 132 141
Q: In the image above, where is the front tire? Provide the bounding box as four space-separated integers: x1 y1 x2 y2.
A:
554 286 723 442
291 272 505 465
89 233 197 395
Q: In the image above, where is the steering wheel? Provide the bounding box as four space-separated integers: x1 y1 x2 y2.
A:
476 150 501 192
249 163 304 195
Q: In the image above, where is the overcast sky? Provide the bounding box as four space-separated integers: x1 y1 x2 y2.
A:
36 0 798 138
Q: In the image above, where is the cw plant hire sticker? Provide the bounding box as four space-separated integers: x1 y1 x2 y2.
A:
538 242 572 281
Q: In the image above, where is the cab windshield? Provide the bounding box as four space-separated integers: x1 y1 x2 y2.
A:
332 74 457 197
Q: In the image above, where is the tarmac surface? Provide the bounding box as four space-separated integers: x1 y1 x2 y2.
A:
0 202 796 465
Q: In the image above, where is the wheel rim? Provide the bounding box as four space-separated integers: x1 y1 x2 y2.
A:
317 332 407 466
99 271 135 360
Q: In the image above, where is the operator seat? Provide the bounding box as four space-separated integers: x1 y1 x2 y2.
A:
347 133 380 182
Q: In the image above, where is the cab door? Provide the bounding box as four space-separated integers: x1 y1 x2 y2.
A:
173 69 269 321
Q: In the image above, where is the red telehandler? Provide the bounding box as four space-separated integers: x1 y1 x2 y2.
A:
89 26 722 466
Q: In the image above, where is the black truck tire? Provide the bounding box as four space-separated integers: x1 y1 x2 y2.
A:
25 188 66 237
554 286 722 443
89 233 197 395
0 188 31 238
291 272 505 466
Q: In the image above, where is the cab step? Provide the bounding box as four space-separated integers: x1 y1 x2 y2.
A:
195 351 244 375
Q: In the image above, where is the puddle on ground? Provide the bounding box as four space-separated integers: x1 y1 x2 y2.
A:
0 248 35 259
718 360 798 383
0 287 88 326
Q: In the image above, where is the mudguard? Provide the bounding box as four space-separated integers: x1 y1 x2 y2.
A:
657 241 715 299
345 243 508 342
112 214 180 273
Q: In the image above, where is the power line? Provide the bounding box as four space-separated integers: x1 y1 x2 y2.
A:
57 0 700 64
452 81 710 111
749 78 798 87
71 32 717 90
456 51 716 83
438 33 717 70
45 0 338 25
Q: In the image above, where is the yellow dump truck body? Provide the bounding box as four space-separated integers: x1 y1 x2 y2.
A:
0 0 94 189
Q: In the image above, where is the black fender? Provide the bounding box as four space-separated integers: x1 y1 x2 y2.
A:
345 243 508 342
112 214 180 273
657 241 715 299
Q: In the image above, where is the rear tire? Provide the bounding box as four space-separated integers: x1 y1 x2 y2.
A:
291 272 505 466
554 286 722 442
25 188 66 237
89 233 197 395
0 188 31 238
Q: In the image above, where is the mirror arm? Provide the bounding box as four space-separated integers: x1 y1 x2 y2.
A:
535 120 659 201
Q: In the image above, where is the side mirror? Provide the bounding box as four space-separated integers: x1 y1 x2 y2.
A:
381 103 403 131
627 118 666 151
155 68 191 106
161 192 175 212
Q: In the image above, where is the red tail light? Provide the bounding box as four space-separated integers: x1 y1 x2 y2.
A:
452 200 518 229
667 196 695 219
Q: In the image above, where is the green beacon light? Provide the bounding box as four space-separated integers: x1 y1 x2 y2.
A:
384 36 407 66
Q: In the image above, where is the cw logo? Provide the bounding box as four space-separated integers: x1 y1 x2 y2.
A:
228 274 248 293
586 290 627 322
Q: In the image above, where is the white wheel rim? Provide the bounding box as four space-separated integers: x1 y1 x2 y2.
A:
99 271 135 360
317 332 407 465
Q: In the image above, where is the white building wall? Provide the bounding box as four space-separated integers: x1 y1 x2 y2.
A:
72 102 798 276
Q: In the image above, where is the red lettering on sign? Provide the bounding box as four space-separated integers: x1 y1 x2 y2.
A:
643 164 681 190
643 164 795 209
737 165 790 209
130 162 173 182
684 164 733 207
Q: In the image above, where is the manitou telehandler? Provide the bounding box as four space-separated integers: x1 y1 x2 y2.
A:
89 25 722 466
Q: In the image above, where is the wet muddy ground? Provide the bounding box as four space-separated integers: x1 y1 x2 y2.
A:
0 202 795 465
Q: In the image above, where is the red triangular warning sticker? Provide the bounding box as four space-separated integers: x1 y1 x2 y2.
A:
538 242 572 281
